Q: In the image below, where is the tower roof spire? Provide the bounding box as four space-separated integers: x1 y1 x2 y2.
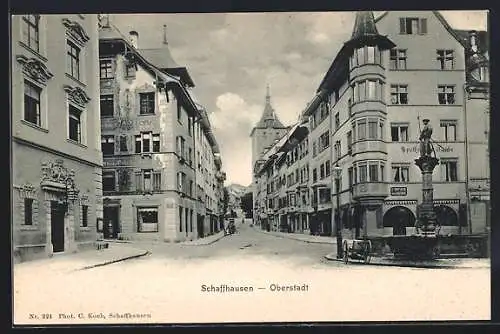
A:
252 84 286 130
351 11 379 39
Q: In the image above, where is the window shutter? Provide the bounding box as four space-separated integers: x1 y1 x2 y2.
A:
419 18 427 34
135 171 142 191
399 18 406 34
115 135 120 153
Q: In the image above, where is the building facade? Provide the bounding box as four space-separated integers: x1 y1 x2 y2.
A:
98 18 224 242
250 86 289 223
12 14 102 262
252 11 489 252
193 104 225 236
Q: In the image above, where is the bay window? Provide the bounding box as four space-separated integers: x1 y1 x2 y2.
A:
350 45 383 68
353 160 385 184
352 79 384 103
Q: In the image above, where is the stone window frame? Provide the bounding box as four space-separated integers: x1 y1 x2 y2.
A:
62 17 90 85
64 84 91 147
14 183 39 231
16 55 53 132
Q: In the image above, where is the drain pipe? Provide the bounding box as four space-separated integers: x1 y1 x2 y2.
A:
463 83 472 235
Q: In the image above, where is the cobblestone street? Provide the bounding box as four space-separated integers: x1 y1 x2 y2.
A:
13 221 490 324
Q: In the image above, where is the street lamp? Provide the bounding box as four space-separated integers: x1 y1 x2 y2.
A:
333 164 343 259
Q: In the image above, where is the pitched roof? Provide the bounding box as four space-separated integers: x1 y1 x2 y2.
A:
139 48 195 87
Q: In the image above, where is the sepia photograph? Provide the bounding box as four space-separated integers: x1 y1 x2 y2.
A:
11 9 491 325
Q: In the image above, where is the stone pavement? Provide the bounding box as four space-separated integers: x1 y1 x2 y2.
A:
13 243 150 274
180 230 227 246
324 252 491 269
255 228 336 245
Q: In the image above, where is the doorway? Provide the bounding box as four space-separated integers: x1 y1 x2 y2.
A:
103 206 120 239
50 201 65 253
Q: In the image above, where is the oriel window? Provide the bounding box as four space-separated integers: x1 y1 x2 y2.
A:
24 80 41 126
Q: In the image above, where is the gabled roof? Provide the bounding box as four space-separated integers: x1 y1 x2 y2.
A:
139 48 195 88
99 22 201 119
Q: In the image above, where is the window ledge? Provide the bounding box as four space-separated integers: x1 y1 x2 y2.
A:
138 113 156 117
65 73 86 87
18 42 48 62
80 227 91 231
67 138 88 148
20 225 39 231
20 120 49 133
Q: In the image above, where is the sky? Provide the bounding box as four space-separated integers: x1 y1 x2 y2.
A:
110 11 488 187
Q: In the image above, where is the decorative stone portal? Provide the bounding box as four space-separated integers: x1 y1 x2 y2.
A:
40 159 80 256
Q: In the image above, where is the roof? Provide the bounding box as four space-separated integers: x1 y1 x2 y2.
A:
139 48 195 87
316 11 395 93
252 85 287 131
351 11 379 39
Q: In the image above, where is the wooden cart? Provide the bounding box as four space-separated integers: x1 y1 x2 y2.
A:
342 239 372 264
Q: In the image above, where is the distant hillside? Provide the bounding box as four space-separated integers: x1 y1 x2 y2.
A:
226 183 248 197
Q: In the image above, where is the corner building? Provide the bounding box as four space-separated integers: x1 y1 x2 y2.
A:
11 14 102 262
253 11 489 253
98 19 224 242
317 11 489 244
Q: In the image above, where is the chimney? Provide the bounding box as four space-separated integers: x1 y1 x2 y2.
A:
129 30 139 48
99 14 110 28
